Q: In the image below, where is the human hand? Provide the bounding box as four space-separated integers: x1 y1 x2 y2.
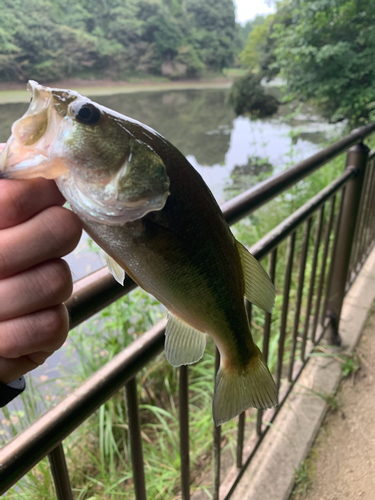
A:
0 144 82 384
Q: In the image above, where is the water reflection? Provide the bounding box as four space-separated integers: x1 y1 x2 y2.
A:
226 156 273 199
0 88 337 200
94 89 235 167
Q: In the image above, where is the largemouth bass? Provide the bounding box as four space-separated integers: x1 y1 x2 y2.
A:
0 81 277 425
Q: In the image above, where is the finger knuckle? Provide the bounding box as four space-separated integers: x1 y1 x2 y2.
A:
42 207 82 256
0 306 69 359
0 332 17 358
0 181 25 226
0 232 15 279
41 305 69 350
41 259 73 303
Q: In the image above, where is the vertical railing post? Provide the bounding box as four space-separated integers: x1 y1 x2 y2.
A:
212 348 221 500
48 443 74 500
324 142 370 344
125 377 147 500
179 365 190 500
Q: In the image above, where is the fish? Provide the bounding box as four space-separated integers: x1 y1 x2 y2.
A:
0 81 277 425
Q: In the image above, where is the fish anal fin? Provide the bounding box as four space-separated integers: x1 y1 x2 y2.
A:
213 345 277 426
165 313 206 367
104 252 125 285
236 240 275 313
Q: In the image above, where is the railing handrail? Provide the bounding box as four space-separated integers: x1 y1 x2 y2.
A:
0 166 360 493
67 122 375 333
1 121 375 497
0 319 167 492
251 167 356 259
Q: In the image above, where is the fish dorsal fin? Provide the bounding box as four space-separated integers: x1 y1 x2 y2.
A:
104 252 125 285
236 241 275 313
165 313 206 367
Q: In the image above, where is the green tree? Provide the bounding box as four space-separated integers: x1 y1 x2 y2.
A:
239 15 273 71
236 15 267 56
272 0 375 125
0 0 98 81
0 0 238 82
186 0 236 70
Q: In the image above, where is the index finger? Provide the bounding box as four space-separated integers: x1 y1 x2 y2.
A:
0 177 66 229
0 142 66 229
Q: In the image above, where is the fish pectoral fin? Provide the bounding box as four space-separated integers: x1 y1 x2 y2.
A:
236 240 275 313
213 345 277 426
165 313 206 367
104 252 125 285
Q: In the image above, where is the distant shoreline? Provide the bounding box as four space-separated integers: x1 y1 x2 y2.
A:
0 78 233 104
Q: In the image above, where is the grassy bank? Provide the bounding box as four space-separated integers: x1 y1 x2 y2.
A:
0 78 232 105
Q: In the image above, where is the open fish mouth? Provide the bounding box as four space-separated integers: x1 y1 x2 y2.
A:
0 81 73 180
0 81 171 225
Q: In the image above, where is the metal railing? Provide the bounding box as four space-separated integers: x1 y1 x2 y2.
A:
1 123 375 499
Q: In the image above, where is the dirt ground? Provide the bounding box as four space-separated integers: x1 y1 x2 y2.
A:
292 311 375 500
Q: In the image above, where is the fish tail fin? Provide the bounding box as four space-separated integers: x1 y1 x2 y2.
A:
213 345 277 427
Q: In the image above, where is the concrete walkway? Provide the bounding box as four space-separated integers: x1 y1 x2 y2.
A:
291 306 375 500
230 247 375 500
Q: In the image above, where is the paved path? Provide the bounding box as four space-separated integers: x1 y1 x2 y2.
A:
292 307 375 500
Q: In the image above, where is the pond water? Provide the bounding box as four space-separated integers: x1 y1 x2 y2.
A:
0 86 337 207
0 86 341 421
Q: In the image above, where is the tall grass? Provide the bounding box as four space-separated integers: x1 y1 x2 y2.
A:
2 289 239 499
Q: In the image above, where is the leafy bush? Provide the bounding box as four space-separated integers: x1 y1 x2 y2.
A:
227 72 278 117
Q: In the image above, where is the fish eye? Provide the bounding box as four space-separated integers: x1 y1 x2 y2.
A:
71 102 101 124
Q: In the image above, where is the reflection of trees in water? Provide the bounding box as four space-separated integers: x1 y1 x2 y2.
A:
291 131 326 146
96 89 235 166
0 89 235 166
226 156 273 197
0 102 29 142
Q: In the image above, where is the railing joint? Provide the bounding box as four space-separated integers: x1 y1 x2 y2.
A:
324 311 341 346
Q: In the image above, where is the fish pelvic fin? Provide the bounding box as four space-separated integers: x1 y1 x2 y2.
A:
165 313 206 367
236 241 275 313
104 252 125 285
213 345 277 426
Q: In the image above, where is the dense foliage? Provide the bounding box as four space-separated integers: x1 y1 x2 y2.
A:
237 0 375 126
227 72 278 117
272 0 375 126
239 15 273 72
228 14 280 119
0 0 236 82
233 14 268 63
